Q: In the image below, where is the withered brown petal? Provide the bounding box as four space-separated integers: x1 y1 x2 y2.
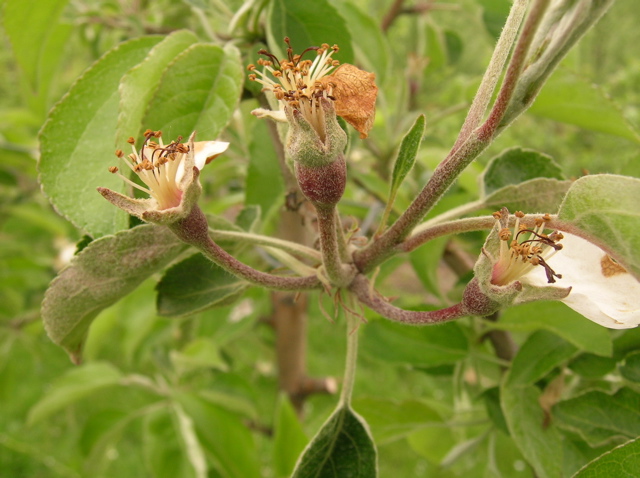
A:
321 64 377 139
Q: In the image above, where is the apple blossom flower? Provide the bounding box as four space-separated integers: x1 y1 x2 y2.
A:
247 38 377 141
98 129 228 225
470 209 640 329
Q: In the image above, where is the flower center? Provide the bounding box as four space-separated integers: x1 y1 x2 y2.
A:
110 129 189 210
491 211 564 286
247 38 340 140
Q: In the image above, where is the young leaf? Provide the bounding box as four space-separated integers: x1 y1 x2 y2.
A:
246 120 285 218
39 36 163 237
481 147 564 196
619 350 640 383
292 404 377 478
506 330 577 387
530 71 640 144
3 0 70 91
142 43 243 140
389 115 426 204
554 388 640 447
117 30 199 145
572 437 640 478
27 362 123 426
494 301 612 357
327 1 389 82
482 177 571 213
558 174 640 279
501 383 564 478
273 394 308 478
175 392 261 478
267 0 354 64
42 225 188 364
156 253 249 317
361 320 468 367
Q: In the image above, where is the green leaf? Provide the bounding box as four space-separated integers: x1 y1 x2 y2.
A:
328 1 389 82
117 30 199 145
170 338 228 375
39 36 163 237
620 350 640 383
408 236 448 299
482 177 571 213
143 43 243 140
493 301 612 357
27 362 123 425
530 71 640 144
569 353 616 379
235 205 261 232
501 384 564 478
506 330 577 387
292 404 377 478
246 120 284 218
558 174 640 280
554 388 640 447
389 115 425 203
156 253 249 317
361 320 468 367
3 0 69 91
267 0 354 65
175 392 261 478
353 397 445 444
42 225 187 363
482 148 564 196
273 394 308 478
143 407 198 478
572 438 640 478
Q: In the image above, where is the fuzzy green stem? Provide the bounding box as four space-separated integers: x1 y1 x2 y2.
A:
339 294 360 406
452 0 529 152
316 205 354 287
353 1 551 273
209 229 321 262
170 206 320 291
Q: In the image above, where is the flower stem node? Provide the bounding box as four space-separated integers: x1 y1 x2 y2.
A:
98 130 228 226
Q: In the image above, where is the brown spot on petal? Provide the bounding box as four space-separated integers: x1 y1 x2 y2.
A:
601 254 627 277
320 64 377 139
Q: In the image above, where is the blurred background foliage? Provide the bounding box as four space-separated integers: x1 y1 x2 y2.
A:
1 0 639 476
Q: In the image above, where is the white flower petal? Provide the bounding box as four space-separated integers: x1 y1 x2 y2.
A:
525 233 640 329
176 140 229 183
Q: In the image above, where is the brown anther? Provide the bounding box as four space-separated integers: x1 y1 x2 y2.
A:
108 166 118 173
535 217 545 227
530 256 540 266
542 213 551 222
134 164 143 172
128 153 137 162
515 211 525 218
115 149 124 158
127 137 135 145
248 74 257 81
143 129 154 138
247 64 256 71
499 228 512 241
492 211 502 219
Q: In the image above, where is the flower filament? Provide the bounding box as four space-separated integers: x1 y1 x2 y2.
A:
110 129 188 210
248 38 340 140
491 211 564 286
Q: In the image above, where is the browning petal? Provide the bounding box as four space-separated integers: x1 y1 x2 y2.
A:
320 64 377 139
